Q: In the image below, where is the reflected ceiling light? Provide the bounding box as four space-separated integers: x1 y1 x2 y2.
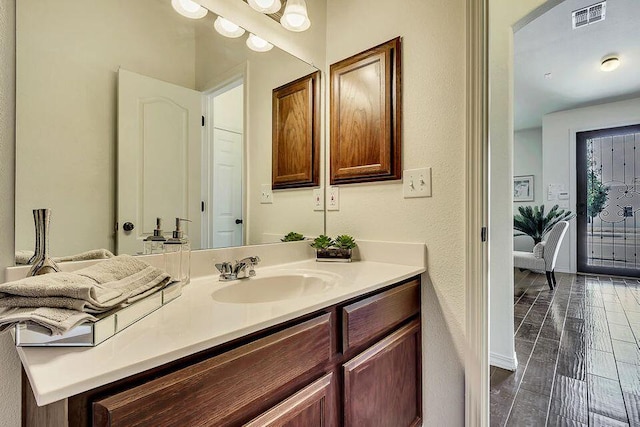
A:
214 17 246 38
280 0 311 32
171 0 208 19
246 33 274 52
600 56 620 72
247 0 282 14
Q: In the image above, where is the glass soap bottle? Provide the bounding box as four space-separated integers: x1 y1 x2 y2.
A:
163 218 191 285
143 217 166 254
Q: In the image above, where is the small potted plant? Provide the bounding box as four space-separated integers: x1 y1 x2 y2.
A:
281 232 306 242
311 234 357 262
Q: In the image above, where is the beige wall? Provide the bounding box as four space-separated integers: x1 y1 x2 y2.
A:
15 0 196 257
489 0 547 370
325 0 466 424
0 2 20 426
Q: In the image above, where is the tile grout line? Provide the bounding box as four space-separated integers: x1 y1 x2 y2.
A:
513 272 544 336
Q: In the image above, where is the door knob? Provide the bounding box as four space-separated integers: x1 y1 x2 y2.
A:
235 219 243 224
123 222 135 232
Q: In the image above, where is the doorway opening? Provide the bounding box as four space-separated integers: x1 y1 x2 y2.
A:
577 124 640 277
202 77 245 249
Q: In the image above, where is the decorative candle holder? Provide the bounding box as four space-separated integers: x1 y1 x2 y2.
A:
27 209 60 276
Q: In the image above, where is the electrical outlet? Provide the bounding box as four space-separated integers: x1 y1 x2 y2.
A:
403 168 432 198
260 184 273 204
328 186 340 211
313 189 324 211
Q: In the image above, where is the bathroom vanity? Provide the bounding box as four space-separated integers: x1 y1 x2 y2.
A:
16 241 426 426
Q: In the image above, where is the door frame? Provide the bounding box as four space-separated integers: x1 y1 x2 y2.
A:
576 123 640 276
201 73 246 248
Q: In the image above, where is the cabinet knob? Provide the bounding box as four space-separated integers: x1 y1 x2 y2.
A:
123 222 135 232
235 219 243 225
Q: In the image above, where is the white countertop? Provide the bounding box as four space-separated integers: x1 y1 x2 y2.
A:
18 257 425 406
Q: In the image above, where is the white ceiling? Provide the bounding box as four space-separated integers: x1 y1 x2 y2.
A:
514 0 640 130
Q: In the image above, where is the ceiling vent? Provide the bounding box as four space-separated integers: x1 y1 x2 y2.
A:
572 1 606 29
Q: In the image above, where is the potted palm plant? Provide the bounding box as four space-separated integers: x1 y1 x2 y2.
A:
513 204 575 244
311 234 357 262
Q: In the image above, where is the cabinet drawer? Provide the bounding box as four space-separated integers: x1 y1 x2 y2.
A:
342 279 420 352
244 373 335 427
93 313 332 427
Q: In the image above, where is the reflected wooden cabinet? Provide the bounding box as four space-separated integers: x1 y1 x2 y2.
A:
24 278 421 427
272 71 320 190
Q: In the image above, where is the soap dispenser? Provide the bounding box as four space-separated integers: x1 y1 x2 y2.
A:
163 218 191 285
143 217 166 254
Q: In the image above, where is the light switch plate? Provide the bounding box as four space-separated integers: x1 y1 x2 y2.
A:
313 189 324 211
403 168 432 198
328 186 340 211
260 184 273 204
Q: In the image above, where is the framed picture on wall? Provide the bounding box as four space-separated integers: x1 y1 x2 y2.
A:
513 175 534 202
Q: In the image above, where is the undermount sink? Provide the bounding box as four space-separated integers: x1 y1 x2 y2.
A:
212 270 341 304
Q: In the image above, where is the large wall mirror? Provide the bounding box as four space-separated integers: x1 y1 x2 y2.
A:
15 0 324 262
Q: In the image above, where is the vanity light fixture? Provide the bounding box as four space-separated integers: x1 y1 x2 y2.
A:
246 33 274 52
214 17 246 38
600 55 620 72
171 0 208 19
280 0 311 32
247 0 282 14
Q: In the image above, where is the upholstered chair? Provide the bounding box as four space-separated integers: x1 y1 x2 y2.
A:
513 221 569 290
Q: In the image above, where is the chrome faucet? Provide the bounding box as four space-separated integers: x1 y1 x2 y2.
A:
215 256 261 281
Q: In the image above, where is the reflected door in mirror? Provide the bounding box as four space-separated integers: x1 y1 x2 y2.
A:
117 69 202 255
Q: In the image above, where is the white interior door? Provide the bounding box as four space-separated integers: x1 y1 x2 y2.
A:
117 69 202 255
212 128 243 248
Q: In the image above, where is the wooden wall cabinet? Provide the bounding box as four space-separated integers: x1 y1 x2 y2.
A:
330 38 402 185
24 278 421 427
272 71 320 190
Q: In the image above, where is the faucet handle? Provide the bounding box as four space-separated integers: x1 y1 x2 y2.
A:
215 262 232 274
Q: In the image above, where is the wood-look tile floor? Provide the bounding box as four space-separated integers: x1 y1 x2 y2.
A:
490 269 640 427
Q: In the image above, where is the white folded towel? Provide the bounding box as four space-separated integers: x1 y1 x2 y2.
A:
15 248 115 265
0 255 171 335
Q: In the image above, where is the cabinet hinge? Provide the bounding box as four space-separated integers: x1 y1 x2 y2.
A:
202 116 205 127
481 227 488 242
201 201 205 212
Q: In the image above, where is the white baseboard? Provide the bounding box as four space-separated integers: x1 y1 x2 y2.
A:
490 351 518 371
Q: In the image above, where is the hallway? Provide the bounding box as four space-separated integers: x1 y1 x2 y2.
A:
490 270 640 426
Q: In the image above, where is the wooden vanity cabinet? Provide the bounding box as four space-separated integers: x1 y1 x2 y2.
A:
24 277 421 427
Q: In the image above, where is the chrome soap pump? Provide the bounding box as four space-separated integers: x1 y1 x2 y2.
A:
143 217 167 255
163 218 191 285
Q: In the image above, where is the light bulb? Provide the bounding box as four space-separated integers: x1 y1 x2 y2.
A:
280 0 310 32
285 13 306 28
246 33 273 52
171 0 207 19
214 17 246 38
248 0 282 14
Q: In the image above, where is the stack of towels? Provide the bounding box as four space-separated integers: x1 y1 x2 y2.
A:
0 255 172 335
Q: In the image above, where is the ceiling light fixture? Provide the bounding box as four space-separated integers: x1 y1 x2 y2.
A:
171 0 208 19
214 17 246 38
600 56 620 72
247 0 282 14
280 0 311 32
246 33 274 52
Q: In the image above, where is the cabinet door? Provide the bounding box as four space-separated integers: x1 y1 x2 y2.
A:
343 319 421 427
244 373 335 427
